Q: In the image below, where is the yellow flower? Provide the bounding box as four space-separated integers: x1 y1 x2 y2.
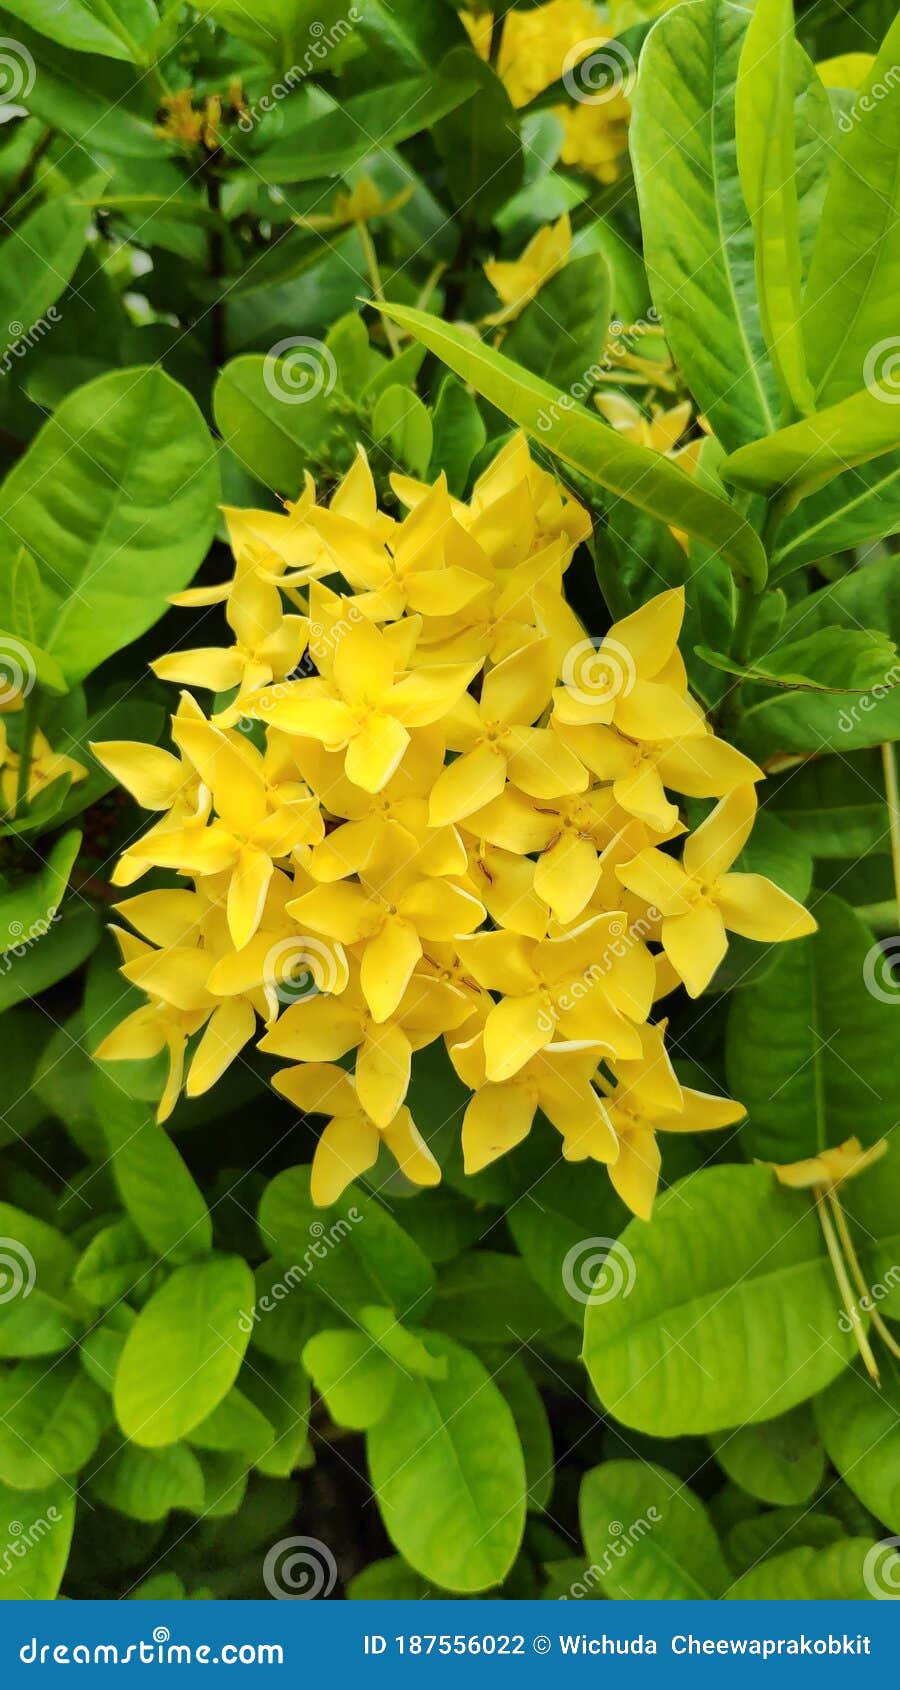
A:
562 1021 745 1218
617 785 817 998
484 214 571 325
552 588 706 743
0 728 86 813
451 1031 616 1173
771 1137 888 1192
271 1062 439 1205
293 176 415 232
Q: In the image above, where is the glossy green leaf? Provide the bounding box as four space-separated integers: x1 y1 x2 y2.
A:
0 1357 109 1488
89 1442 206 1522
711 1404 825 1505
723 385 900 498
432 49 523 226
580 1461 729 1599
367 1333 527 1592
0 368 218 682
303 1329 399 1431
93 1076 212 1265
816 1358 900 1534
735 0 814 414
504 253 610 392
113 1256 254 1448
728 1538 884 1598
803 14 900 406
72 1218 153 1308
0 1480 74 1599
583 1165 855 1436
0 200 88 351
726 896 900 1160
772 451 900 576
0 0 158 61
380 303 767 588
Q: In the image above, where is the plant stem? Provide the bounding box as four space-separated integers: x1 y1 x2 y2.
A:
206 163 227 368
357 220 401 357
0 128 53 223
828 1187 900 1362
881 741 900 914
489 12 505 65
815 1185 880 1385
13 686 38 820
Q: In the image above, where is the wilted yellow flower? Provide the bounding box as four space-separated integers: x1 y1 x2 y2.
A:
484 215 571 325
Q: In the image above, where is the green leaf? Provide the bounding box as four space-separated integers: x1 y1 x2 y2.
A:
73 1218 152 1308
113 1256 254 1448
767 752 892 860
0 1201 81 1358
630 0 778 450
432 49 523 227
583 1165 855 1436
0 1480 74 1599
725 1507 846 1575
0 828 80 955
258 1166 434 1317
711 1404 825 1505
93 1076 212 1266
843 1126 900 1321
580 1461 729 1599
89 1442 206 1522
726 896 900 1160
493 1357 553 1514
816 1358 900 1533
735 0 815 414
698 626 896 691
0 368 218 683
0 1356 109 1488
727 1538 884 1598
0 0 159 61
213 356 338 495
504 254 610 392
371 386 433 477
302 1329 399 1430
357 1306 448 1380
347 1557 433 1599
424 1250 569 1347
379 303 767 588
722 385 900 499
200 0 344 68
773 451 900 576
506 1155 628 1322
243 1357 310 1479
427 376 486 496
367 1333 526 1592
187 1388 274 1465
0 200 87 353
803 14 900 406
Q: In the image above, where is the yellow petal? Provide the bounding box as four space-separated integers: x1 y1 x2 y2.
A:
356 1023 412 1129
311 1114 380 1206
187 999 256 1096
386 663 480 728
662 903 728 997
484 991 550 1081
616 847 692 916
344 712 410 793
608 588 684 680
380 1106 441 1189
533 832 599 924
608 1124 661 1221
656 734 762 797
258 995 362 1060
429 740 507 826
505 725 588 799
272 1060 356 1116
152 648 245 690
462 1082 535 1173
682 784 757 882
716 873 817 943
481 637 556 727
334 617 394 704
614 679 705 742
288 882 379 943
227 845 273 950
361 916 422 1023
89 741 184 809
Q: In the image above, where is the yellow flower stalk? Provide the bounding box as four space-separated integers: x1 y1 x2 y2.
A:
96 432 816 1217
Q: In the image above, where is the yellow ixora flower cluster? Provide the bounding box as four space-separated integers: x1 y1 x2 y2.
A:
0 689 86 817
464 0 631 185
93 435 815 1218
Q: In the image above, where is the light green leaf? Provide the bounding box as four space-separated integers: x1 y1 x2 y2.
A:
726 896 900 1160
89 1442 206 1522
0 200 87 355
0 0 158 62
113 1256 254 1448
631 0 778 450
187 1388 274 1465
0 828 80 955
213 355 337 495
722 385 900 498
93 1076 212 1266
735 0 815 415
816 1358 900 1533
0 902 99 1013
493 1357 553 1514
0 368 218 683
0 1481 74 1599
583 1165 855 1436
358 1306 448 1380
803 14 900 406
727 1538 884 1597
711 1404 825 1505
772 451 900 577
427 376 486 496
379 303 767 588
580 1461 729 1598
432 49 523 226
503 253 610 392
243 1357 310 1479
258 1166 434 1317
371 386 433 477
0 1357 109 1488
73 1218 152 1308
0 1201 81 1358
367 1333 526 1592
302 1330 399 1431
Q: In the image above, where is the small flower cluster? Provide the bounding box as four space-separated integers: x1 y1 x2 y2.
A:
0 691 85 816
94 436 814 1216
